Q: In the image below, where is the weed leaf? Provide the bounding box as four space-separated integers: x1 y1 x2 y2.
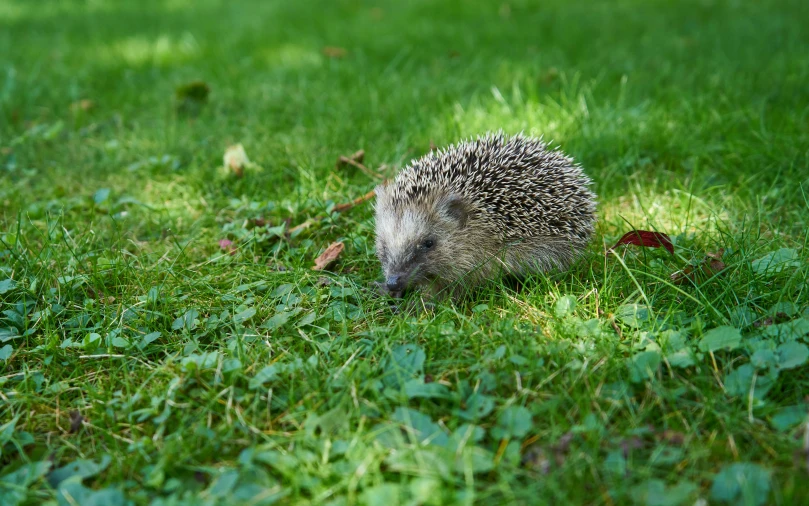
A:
710 462 771 505
699 326 742 352
751 248 800 276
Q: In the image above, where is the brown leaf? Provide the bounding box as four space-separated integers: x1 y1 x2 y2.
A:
268 261 288 272
248 217 268 228
619 436 646 457
521 445 551 474
609 230 674 255
775 312 792 323
754 317 774 328
552 431 575 466
69 410 84 434
671 250 726 285
313 241 344 271
670 264 695 284
659 430 686 446
322 46 347 58
556 431 574 451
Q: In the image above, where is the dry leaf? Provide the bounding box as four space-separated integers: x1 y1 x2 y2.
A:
619 436 646 457
322 46 347 58
313 241 344 271
248 217 268 228
223 144 250 178
521 445 551 474
608 230 674 255
754 317 774 328
194 471 209 484
671 250 726 284
268 261 288 272
659 429 686 446
69 410 84 434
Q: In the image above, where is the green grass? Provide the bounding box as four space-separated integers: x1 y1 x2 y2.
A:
2 0 809 504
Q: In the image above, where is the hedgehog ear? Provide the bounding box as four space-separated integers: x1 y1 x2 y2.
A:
441 195 469 229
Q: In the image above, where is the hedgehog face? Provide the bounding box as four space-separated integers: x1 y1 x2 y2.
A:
374 189 469 297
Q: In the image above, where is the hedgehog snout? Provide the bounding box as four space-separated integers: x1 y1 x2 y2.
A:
385 275 405 294
382 258 422 297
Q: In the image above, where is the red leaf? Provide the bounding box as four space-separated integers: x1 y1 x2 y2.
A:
608 230 674 255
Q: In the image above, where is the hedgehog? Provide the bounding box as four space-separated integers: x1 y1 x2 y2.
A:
373 132 596 301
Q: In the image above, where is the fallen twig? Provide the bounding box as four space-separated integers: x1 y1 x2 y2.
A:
287 187 382 237
337 152 384 180
287 218 315 236
334 189 377 213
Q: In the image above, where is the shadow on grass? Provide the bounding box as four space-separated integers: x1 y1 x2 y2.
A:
1 0 808 236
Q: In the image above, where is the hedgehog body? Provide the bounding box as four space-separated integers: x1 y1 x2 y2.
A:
374 132 596 299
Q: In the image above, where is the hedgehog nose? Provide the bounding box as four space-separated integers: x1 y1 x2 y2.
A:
386 275 404 293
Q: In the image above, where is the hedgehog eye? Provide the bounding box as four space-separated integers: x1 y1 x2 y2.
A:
422 239 435 250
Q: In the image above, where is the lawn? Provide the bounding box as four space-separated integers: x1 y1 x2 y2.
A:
2 0 809 504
